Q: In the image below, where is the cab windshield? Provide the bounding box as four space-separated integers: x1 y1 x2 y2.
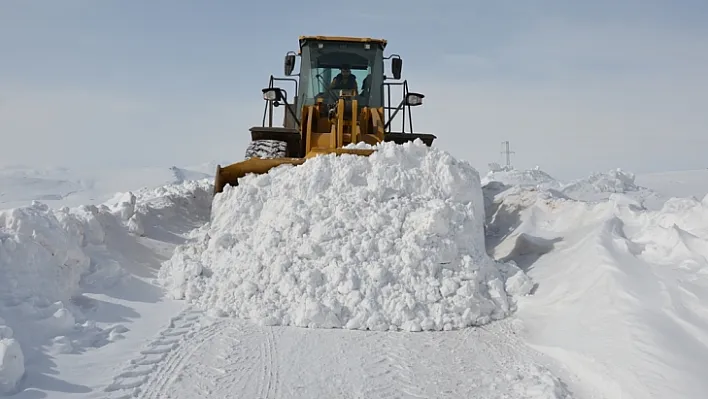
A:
302 42 378 107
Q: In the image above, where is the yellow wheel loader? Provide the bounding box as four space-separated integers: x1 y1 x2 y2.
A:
213 35 437 194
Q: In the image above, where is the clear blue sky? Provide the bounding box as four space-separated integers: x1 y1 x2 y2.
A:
2 0 707 179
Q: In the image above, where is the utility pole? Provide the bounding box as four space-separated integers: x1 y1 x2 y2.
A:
500 141 515 168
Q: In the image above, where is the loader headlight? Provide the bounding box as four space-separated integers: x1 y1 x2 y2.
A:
405 92 424 106
262 87 283 102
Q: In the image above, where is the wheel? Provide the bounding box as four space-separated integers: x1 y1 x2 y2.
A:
244 139 287 159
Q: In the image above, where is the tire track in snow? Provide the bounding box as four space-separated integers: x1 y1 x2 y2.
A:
261 326 279 399
158 320 280 399
382 332 427 399
360 331 427 399
163 321 266 398
140 323 223 399
105 312 279 399
475 321 574 398
103 310 571 398
103 308 221 398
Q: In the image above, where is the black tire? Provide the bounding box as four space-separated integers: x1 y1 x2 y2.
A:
244 139 287 159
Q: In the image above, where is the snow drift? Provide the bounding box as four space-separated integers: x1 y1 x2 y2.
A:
485 178 708 398
0 179 212 394
160 140 533 331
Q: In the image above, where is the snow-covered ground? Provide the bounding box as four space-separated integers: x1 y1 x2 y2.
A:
1 148 707 398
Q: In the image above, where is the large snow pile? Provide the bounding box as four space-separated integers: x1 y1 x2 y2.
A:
0 179 212 394
160 140 533 332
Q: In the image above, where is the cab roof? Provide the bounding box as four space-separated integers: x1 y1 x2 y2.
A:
298 35 388 48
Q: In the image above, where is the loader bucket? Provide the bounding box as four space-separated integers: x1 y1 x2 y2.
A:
213 148 378 195
213 157 306 194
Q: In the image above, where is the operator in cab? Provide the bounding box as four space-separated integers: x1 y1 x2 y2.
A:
330 64 358 92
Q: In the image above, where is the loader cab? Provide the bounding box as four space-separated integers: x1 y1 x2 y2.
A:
285 36 395 119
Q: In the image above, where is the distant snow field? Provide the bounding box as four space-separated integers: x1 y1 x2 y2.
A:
1 150 708 398
0 163 215 210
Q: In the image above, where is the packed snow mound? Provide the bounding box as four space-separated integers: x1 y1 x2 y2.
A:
481 165 559 188
0 201 117 393
481 166 668 210
160 140 533 332
482 166 644 196
0 202 93 302
0 179 212 300
561 168 638 194
102 178 213 237
557 168 666 209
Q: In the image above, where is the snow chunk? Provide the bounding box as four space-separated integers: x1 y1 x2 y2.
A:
0 338 24 395
161 140 530 331
343 142 376 150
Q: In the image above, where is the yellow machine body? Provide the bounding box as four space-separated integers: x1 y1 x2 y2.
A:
213 36 435 194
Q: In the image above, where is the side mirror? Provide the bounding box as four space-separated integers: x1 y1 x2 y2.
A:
391 57 402 80
405 92 424 106
284 52 296 76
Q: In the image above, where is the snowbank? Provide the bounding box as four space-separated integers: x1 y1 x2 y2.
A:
483 166 646 197
0 179 212 394
0 316 23 395
0 203 91 301
160 140 533 331
484 179 708 398
557 168 667 209
483 166 666 210
103 179 214 238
